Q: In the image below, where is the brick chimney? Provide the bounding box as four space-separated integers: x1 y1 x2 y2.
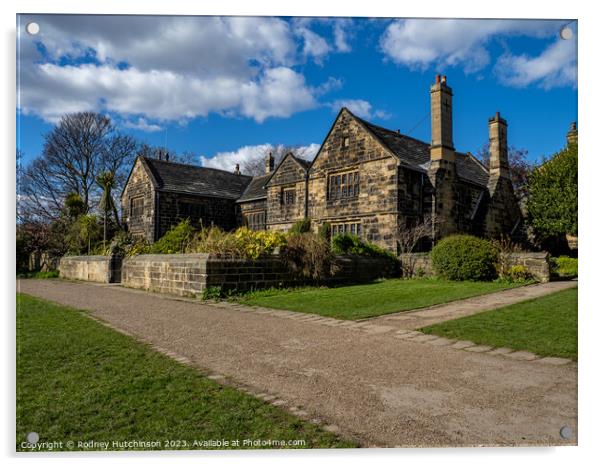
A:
265 152 275 174
430 74 455 161
488 112 509 178
566 122 578 145
234 163 240 175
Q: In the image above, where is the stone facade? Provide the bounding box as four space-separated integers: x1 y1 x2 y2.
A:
307 111 400 251
266 154 308 231
155 192 238 237
122 75 526 253
121 158 156 241
121 253 398 297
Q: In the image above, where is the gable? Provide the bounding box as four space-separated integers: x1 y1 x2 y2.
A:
265 154 308 187
121 157 156 200
308 108 399 177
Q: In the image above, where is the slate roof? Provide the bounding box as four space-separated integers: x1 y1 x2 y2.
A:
455 152 490 187
291 155 311 170
237 173 271 202
140 157 252 199
354 113 489 188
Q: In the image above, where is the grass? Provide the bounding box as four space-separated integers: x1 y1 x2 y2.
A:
421 288 577 360
16 294 354 451
235 278 523 320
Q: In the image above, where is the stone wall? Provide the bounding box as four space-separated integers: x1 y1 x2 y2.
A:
507 252 550 283
121 253 398 297
399 251 550 282
59 255 122 283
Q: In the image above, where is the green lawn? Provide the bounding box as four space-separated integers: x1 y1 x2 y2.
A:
421 288 578 360
235 278 522 320
16 294 354 451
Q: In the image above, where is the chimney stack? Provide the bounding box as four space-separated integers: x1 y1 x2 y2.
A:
430 74 455 161
265 152 275 174
234 163 240 175
488 112 509 178
566 122 578 145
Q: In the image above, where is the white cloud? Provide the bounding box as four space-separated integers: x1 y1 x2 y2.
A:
494 34 577 89
19 62 317 124
330 99 391 121
380 19 564 73
333 19 353 53
200 143 320 172
294 25 331 64
123 117 163 133
17 15 348 125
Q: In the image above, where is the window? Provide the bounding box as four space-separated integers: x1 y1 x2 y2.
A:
246 211 266 231
180 202 206 220
283 188 296 206
343 136 350 148
328 170 359 200
130 197 144 218
331 222 362 237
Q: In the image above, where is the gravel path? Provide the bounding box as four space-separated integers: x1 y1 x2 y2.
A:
18 279 577 448
369 280 578 330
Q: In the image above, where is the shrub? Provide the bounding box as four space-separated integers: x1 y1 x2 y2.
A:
508 265 532 282
491 236 525 278
431 235 499 281
202 286 223 300
127 239 151 256
317 222 331 241
289 218 312 235
150 219 195 254
331 233 398 266
281 233 338 280
188 226 286 259
188 226 240 256
551 256 578 277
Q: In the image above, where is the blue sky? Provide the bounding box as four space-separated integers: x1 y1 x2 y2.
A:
16 15 577 171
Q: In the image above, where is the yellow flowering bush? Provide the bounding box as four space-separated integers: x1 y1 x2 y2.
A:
188 226 286 259
232 227 287 259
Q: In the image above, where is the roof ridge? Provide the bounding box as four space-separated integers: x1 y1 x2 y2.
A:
142 156 252 179
353 115 430 147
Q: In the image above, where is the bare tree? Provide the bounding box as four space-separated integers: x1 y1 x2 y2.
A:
397 216 435 278
241 145 315 176
20 112 137 221
475 143 533 195
137 144 199 165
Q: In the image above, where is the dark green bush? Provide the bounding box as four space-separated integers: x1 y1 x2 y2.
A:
289 218 312 235
331 234 399 268
150 219 196 254
431 235 499 281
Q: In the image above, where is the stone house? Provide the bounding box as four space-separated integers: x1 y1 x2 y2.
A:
122 75 523 252
120 156 251 241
